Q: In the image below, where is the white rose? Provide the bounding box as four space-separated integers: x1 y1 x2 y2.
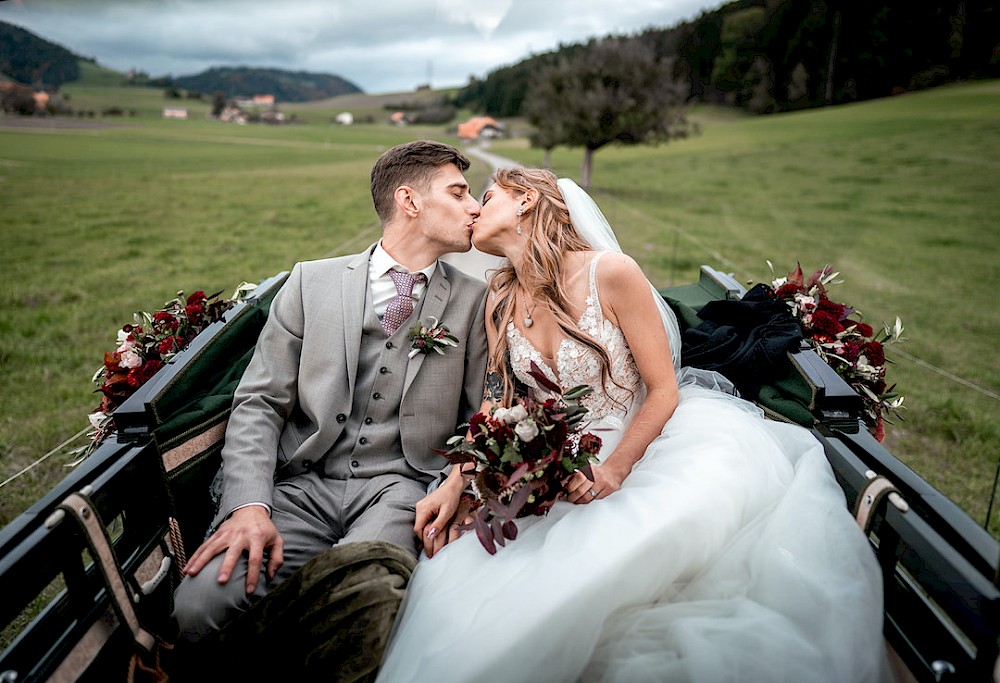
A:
507 405 528 422
514 419 539 442
492 407 512 423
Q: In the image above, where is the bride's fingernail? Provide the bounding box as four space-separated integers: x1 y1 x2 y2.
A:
427 527 438 539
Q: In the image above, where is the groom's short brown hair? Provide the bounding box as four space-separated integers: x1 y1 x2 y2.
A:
370 140 471 223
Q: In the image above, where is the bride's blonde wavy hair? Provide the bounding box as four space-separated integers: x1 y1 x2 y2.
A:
487 167 627 407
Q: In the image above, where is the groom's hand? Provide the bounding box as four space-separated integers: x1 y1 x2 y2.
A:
184 504 284 594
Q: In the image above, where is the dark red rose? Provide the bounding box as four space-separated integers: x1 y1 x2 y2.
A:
817 297 846 320
809 310 844 336
864 341 885 366
839 341 862 364
122 324 134 333
579 432 603 455
158 337 177 355
126 359 165 388
186 290 207 305
853 322 874 338
184 304 204 321
774 283 801 299
470 411 488 429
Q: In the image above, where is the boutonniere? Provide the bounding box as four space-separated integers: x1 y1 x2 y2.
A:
408 317 459 358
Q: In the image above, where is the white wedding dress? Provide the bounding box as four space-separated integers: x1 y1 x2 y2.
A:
376 252 889 683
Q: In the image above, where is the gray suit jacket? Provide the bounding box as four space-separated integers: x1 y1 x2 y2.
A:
218 246 488 516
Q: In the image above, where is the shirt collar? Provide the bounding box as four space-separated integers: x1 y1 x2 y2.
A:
372 240 437 282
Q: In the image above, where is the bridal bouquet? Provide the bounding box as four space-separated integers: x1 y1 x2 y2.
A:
768 262 905 441
438 362 602 554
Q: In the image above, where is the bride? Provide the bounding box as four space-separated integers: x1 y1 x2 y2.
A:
376 168 890 682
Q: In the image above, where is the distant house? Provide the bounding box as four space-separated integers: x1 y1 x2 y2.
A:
32 91 49 113
260 110 285 124
235 94 276 110
162 107 188 120
457 116 504 141
389 111 410 126
335 112 354 125
219 106 247 124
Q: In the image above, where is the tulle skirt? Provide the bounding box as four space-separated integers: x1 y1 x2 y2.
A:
375 387 890 683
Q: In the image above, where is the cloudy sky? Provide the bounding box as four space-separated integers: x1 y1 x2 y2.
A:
1 0 719 93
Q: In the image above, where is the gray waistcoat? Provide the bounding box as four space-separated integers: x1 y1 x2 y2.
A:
323 285 427 483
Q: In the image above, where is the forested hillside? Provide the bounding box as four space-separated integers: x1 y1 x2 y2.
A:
173 67 362 101
0 20 79 86
0 21 362 101
458 0 999 116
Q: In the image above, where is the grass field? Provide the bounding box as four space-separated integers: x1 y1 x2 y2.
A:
1 80 998 537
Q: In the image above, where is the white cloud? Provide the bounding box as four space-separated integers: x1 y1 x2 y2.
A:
0 0 719 93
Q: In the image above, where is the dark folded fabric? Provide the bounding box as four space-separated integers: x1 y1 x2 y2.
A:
172 540 416 682
681 284 803 401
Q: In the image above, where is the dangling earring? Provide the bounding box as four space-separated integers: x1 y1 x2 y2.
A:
516 207 523 235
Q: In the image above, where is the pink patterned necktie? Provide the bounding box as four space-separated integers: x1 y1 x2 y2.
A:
382 269 425 336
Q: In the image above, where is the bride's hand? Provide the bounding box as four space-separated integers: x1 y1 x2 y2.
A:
564 462 628 504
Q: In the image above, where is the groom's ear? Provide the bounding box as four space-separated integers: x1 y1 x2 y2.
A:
394 185 420 218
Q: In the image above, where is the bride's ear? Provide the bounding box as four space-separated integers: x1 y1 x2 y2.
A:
520 189 539 214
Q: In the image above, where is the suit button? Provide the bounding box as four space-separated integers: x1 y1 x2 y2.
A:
379 366 388 374
336 413 346 423
364 417 373 425
303 459 313 470
351 460 360 468
359 437 368 445
373 392 382 400
385 341 394 349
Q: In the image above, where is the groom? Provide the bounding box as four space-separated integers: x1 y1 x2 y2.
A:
172 139 488 641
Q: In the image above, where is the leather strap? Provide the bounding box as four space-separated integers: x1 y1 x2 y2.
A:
853 472 909 534
57 493 157 653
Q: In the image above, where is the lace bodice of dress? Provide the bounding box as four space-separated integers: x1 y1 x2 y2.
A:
507 252 641 428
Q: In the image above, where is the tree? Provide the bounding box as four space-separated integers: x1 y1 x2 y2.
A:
211 91 227 117
524 38 690 189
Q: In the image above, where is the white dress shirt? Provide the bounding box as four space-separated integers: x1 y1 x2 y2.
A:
369 240 437 318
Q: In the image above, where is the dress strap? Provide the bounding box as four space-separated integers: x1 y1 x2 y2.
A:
588 251 608 309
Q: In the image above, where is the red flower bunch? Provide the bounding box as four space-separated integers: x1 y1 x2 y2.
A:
72 283 257 464
769 262 905 441
438 362 602 554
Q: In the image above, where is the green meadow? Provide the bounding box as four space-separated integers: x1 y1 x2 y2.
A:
1 80 998 536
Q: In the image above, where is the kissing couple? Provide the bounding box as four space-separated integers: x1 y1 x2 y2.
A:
173 140 890 682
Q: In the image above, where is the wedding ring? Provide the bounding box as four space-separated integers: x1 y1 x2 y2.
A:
588 488 597 498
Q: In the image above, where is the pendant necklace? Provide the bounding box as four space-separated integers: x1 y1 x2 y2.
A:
522 290 538 328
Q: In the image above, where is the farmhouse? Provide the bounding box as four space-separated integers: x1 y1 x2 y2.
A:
457 116 504 141
162 107 188 120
